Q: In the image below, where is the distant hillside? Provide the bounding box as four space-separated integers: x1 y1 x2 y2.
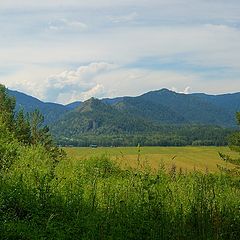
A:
192 92 240 118
93 89 238 127
7 87 240 146
51 98 157 138
65 101 82 110
8 90 68 124
110 89 234 126
9 88 240 128
112 93 186 124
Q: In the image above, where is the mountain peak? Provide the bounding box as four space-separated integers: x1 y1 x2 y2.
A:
85 97 101 105
140 88 175 98
76 97 108 113
159 88 172 92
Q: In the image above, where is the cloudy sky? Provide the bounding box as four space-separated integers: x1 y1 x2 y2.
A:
1 0 240 104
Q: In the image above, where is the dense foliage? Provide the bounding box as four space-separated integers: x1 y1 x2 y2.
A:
56 125 232 147
219 112 240 176
1 154 240 240
0 84 63 171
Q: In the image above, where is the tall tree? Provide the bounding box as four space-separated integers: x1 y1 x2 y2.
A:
28 109 52 148
0 84 15 130
14 109 31 144
0 84 64 171
219 112 240 176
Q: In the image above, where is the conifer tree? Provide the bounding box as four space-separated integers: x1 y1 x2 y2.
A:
0 84 15 130
219 112 240 176
15 109 31 144
28 109 52 148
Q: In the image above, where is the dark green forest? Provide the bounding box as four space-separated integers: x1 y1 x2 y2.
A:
56 126 232 147
51 98 233 147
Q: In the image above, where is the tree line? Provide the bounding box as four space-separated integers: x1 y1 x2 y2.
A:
56 126 233 147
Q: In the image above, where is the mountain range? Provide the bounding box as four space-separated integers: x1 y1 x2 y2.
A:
9 88 240 126
7 88 240 145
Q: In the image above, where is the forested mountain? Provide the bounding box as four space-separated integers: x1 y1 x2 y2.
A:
51 98 157 137
109 89 234 126
193 92 240 119
7 87 240 146
65 101 82 110
8 90 68 124
9 88 240 128
113 96 186 124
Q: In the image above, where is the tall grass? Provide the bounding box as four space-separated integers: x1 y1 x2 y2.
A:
0 152 239 239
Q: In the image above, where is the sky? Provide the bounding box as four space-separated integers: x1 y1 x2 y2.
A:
1 0 240 104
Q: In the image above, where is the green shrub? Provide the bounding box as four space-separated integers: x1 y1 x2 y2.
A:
83 155 122 178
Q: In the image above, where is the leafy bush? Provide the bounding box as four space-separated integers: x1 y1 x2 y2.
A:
83 155 121 178
219 112 240 176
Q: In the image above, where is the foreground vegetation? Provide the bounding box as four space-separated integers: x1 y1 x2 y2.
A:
1 153 240 239
1 84 240 239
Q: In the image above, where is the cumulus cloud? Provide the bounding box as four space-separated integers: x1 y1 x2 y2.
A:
171 86 191 94
3 61 240 104
45 62 116 103
81 84 105 100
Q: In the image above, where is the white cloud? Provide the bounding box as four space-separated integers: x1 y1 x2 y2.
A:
2 24 240 69
48 18 87 32
92 67 198 98
2 61 240 104
183 86 191 94
55 84 105 104
171 86 191 94
81 84 105 100
108 12 138 23
45 62 116 103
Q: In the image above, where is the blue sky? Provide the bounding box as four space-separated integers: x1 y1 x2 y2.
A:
1 0 240 104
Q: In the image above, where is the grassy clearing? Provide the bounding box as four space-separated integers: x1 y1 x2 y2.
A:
65 146 238 173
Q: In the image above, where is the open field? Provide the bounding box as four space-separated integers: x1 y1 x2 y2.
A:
65 146 238 173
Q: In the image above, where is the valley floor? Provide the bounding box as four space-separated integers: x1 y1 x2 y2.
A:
65 146 238 173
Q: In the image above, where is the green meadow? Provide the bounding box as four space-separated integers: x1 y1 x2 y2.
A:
65 146 238 173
